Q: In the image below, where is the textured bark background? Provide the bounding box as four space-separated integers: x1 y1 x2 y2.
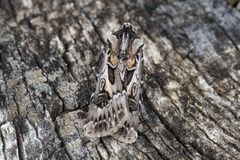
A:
0 0 240 159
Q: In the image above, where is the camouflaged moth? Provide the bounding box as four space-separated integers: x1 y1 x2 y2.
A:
84 22 143 143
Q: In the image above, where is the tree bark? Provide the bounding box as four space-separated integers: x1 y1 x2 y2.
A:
0 0 240 159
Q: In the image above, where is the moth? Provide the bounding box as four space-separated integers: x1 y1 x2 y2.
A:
84 22 144 144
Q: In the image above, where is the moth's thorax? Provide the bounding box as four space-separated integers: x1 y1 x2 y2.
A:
108 27 143 70
119 32 130 60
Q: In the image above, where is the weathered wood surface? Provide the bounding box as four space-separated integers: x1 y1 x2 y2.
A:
0 0 240 159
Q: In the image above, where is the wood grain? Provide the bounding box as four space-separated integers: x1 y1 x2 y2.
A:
0 0 240 159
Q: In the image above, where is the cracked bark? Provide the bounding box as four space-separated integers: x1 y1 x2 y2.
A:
0 0 240 160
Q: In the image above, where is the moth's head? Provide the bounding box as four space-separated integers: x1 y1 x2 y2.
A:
107 22 144 69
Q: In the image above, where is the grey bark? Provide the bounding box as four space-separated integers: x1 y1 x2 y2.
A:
0 0 240 159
